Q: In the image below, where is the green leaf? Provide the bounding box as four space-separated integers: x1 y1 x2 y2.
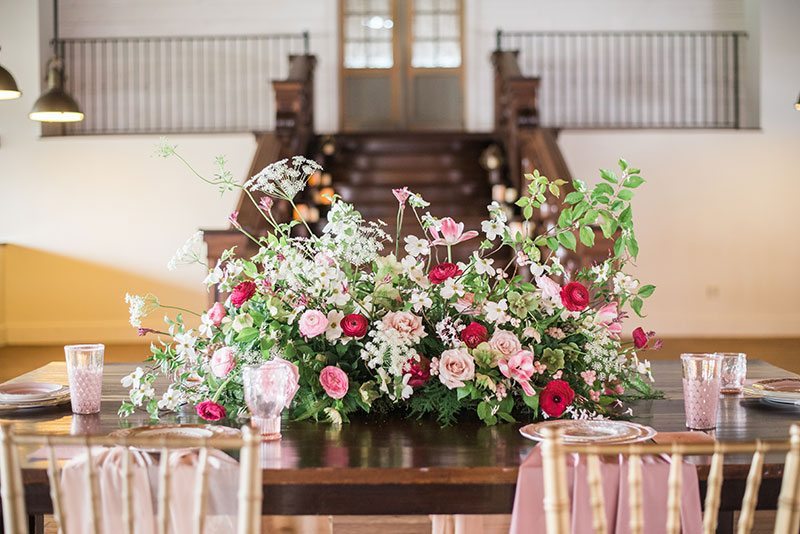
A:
617 189 634 201
564 191 584 204
546 237 560 251
599 169 618 184
618 158 629 171
548 183 561 197
624 175 645 188
477 401 491 422
235 327 260 343
242 261 258 277
579 226 595 247
515 196 530 207
457 385 472 401
523 205 533 219
522 392 539 411
626 235 640 258
573 179 587 192
631 297 644 317
581 209 599 225
594 183 615 197
557 207 572 228
638 284 656 298
557 231 577 251
613 237 625 257
619 206 633 225
498 412 516 423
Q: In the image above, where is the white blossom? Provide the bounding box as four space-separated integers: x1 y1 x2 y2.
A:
121 367 145 390
440 277 465 299
484 300 511 324
472 253 495 275
167 231 205 271
404 235 430 257
613 272 639 294
481 219 506 241
245 156 321 199
410 291 432 312
157 387 182 410
326 310 344 341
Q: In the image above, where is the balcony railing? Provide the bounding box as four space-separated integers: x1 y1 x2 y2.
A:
496 30 746 129
57 32 309 135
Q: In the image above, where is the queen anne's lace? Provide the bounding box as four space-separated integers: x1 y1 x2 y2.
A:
245 156 321 199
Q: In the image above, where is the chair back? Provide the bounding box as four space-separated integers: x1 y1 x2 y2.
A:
539 423 800 534
0 423 263 534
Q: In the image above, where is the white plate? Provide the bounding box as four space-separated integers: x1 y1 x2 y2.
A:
519 420 657 444
0 382 67 403
108 425 241 452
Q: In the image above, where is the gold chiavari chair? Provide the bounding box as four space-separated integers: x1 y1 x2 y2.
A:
0 423 263 534
540 424 800 534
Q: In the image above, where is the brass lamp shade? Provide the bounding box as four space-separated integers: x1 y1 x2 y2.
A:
29 57 83 122
0 63 21 100
795 93 800 111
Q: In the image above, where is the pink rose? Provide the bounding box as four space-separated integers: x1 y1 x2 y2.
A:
454 292 480 315
437 348 475 390
382 311 425 340
210 347 236 378
299 309 328 338
196 400 226 421
488 329 522 357
207 302 227 326
319 366 349 399
498 349 536 396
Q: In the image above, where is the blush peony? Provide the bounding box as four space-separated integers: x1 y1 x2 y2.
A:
230 281 257 308
437 348 475 389
459 322 489 349
540 380 575 418
428 262 463 285
382 311 425 340
207 302 227 326
340 313 369 338
196 400 226 421
319 366 349 399
210 347 236 378
298 310 328 338
560 281 590 311
488 329 522 357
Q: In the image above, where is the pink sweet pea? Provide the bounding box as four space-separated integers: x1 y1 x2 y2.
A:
429 217 479 246
392 187 411 206
498 350 536 396
594 302 622 337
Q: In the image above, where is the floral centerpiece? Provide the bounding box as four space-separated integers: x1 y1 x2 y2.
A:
121 141 659 426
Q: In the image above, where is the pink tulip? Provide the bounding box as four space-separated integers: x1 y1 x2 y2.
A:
429 217 479 246
392 187 411 206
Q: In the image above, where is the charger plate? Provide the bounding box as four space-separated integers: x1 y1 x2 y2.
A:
519 419 656 444
0 382 67 403
0 385 71 412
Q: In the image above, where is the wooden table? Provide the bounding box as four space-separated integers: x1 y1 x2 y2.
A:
1 360 798 518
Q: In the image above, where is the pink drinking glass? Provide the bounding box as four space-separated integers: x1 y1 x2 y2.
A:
64 344 104 415
681 353 722 430
243 359 299 440
717 352 747 394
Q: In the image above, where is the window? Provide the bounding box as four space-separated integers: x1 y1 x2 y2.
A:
411 0 461 68
343 0 394 69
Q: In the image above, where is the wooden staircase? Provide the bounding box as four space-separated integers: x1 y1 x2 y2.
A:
317 132 497 261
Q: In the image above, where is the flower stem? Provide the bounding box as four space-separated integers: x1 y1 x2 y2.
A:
159 304 201 317
211 374 235 402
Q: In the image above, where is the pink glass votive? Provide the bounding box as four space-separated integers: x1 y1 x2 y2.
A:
681 353 722 430
243 359 299 440
64 344 104 414
717 352 747 394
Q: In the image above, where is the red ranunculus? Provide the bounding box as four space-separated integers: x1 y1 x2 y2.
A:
196 400 226 421
341 313 369 338
632 327 649 349
560 281 590 311
460 321 489 349
406 355 431 388
540 380 575 418
428 262 463 285
230 281 257 308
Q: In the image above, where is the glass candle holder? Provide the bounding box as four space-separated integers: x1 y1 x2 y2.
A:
681 353 722 430
717 352 747 394
64 344 104 415
243 359 299 440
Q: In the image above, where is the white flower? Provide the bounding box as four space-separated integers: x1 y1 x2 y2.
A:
613 272 639 294
157 387 182 411
121 367 145 390
203 261 224 286
440 277 465 299
591 262 611 283
409 194 430 208
472 253 495 275
245 156 321 199
167 231 205 271
529 263 546 278
485 300 511 324
326 310 344 341
481 219 506 241
130 383 155 407
125 293 146 327
231 314 254 333
198 313 215 338
404 235 430 257
410 290 433 312
326 284 351 307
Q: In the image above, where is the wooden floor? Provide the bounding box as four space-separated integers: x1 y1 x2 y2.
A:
1 338 797 383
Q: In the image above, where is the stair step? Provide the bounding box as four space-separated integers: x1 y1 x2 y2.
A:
334 133 496 155
332 169 489 186
354 203 487 219
335 183 490 203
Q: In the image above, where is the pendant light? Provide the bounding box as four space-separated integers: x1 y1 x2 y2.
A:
795 93 800 111
30 0 83 122
0 48 21 100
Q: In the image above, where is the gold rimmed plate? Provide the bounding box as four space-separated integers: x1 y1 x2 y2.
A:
519 419 656 444
109 424 241 452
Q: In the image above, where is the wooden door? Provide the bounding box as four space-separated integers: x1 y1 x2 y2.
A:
340 0 463 131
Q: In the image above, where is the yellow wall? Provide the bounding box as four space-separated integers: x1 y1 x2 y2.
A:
0 244 205 346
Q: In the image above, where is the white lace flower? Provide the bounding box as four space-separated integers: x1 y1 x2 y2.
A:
404 235 430 257
245 156 321 199
326 310 344 341
203 261 224 286
440 277 465 300
410 290 433 312
125 294 145 327
167 231 205 271
481 219 506 241
484 300 510 324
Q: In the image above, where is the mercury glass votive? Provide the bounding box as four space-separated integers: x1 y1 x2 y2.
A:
681 353 722 430
716 352 747 394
